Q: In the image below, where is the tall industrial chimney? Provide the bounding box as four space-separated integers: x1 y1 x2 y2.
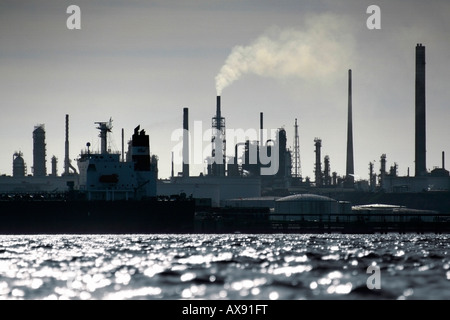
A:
64 115 70 175
260 112 263 148
293 118 302 178
380 154 387 190
314 138 322 187
183 107 189 177
171 152 174 178
121 128 125 162
345 69 355 188
216 96 222 130
415 44 426 176
63 114 77 175
210 96 226 176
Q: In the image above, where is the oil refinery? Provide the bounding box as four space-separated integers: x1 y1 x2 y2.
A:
0 43 449 234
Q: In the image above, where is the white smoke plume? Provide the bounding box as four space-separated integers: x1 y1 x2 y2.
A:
215 14 354 95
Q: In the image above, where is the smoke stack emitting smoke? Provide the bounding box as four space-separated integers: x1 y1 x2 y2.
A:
215 15 354 95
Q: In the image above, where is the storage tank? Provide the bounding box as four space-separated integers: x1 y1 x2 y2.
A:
274 194 340 220
51 155 58 176
33 124 47 177
13 152 26 177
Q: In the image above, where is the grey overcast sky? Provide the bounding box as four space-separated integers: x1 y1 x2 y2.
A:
0 0 449 180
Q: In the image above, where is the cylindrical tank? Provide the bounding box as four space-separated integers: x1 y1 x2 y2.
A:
13 152 26 177
33 124 47 177
275 194 339 215
51 155 58 176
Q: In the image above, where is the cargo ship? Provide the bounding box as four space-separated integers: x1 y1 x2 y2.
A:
0 118 195 234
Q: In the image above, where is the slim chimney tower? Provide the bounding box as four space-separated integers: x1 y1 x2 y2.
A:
293 118 302 178
369 161 375 191
314 138 322 187
121 128 125 162
63 114 77 175
345 69 355 187
415 44 426 176
183 107 189 177
260 112 263 148
64 114 70 175
171 151 174 178
380 154 387 190
211 96 226 176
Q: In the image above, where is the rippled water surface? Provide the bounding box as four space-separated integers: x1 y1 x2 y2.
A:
0 233 449 300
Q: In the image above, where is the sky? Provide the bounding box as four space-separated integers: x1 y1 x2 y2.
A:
0 0 449 181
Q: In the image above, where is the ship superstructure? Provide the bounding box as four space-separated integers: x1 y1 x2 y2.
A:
77 119 157 201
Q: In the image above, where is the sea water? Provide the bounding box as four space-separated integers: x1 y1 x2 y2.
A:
0 233 449 300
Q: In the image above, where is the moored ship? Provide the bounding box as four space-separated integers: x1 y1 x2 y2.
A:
0 119 195 234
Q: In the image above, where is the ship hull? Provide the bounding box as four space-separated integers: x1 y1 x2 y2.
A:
0 199 195 234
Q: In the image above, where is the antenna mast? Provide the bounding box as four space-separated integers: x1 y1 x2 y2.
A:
293 118 302 178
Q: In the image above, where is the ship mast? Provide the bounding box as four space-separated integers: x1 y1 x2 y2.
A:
95 118 113 154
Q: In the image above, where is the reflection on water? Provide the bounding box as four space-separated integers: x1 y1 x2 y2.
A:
0 234 449 299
